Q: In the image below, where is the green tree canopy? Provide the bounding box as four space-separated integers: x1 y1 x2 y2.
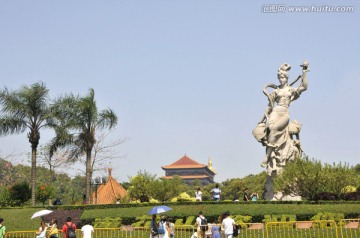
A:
274 157 326 200
322 162 358 198
127 170 157 202
274 156 360 200
150 176 186 202
9 181 31 206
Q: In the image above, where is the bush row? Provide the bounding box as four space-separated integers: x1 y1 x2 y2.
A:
80 201 360 225
92 212 355 228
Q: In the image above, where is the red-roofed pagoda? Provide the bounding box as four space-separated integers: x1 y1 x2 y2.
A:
161 154 216 185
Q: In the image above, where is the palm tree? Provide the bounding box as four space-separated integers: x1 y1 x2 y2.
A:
0 82 53 206
50 88 118 203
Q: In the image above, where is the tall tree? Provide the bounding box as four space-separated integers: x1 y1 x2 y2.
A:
0 82 53 206
50 88 118 203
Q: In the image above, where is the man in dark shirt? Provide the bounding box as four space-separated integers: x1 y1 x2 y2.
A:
243 188 249 201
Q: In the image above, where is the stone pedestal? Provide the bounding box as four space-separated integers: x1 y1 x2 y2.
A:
263 173 302 201
263 173 275 200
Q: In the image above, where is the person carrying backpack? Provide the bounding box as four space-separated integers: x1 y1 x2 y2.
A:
158 215 168 238
196 211 208 238
62 217 77 238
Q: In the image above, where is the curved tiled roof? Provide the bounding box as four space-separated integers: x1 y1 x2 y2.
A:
162 154 206 169
162 175 210 179
91 169 127 204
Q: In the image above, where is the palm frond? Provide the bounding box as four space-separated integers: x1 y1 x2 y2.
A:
0 117 28 135
97 108 118 130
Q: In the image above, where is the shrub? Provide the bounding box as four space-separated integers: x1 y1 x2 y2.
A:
132 215 151 227
343 191 360 201
144 220 151 228
233 215 252 228
262 214 296 223
177 192 195 202
185 216 195 225
311 212 344 226
9 181 31 206
314 192 338 201
175 218 184 225
149 198 160 203
233 215 252 224
36 184 55 205
93 217 121 228
0 186 11 206
130 200 141 203
122 217 137 225
341 186 357 193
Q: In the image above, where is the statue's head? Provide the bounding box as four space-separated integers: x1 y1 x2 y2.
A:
278 63 291 85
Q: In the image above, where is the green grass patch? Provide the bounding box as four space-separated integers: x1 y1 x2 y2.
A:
0 207 46 231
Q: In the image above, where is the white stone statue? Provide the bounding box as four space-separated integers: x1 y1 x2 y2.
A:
253 61 309 176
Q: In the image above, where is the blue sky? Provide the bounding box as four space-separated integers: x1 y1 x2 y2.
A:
0 1 359 183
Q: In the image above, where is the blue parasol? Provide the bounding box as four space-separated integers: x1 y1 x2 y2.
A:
148 205 172 215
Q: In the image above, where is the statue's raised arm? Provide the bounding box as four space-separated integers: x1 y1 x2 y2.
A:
290 60 309 101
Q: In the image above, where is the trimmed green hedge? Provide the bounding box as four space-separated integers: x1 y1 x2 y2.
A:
1 201 359 230
79 201 360 224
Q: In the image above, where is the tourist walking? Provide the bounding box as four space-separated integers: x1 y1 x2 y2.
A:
158 215 168 238
196 211 208 238
36 221 47 238
243 188 249 201
251 192 259 201
48 219 59 238
211 184 221 201
195 187 203 201
81 221 94 238
167 218 175 238
62 217 77 238
150 214 158 238
221 211 235 238
211 223 221 238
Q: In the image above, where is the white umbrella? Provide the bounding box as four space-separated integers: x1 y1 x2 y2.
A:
31 209 53 219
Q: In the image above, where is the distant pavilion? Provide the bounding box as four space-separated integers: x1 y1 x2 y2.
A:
161 154 216 185
91 168 127 204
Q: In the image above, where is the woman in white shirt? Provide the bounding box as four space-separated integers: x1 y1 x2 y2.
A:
36 221 47 238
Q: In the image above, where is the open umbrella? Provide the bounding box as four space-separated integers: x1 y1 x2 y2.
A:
148 205 172 215
31 209 53 219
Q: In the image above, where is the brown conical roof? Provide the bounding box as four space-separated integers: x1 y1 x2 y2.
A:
92 168 127 204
